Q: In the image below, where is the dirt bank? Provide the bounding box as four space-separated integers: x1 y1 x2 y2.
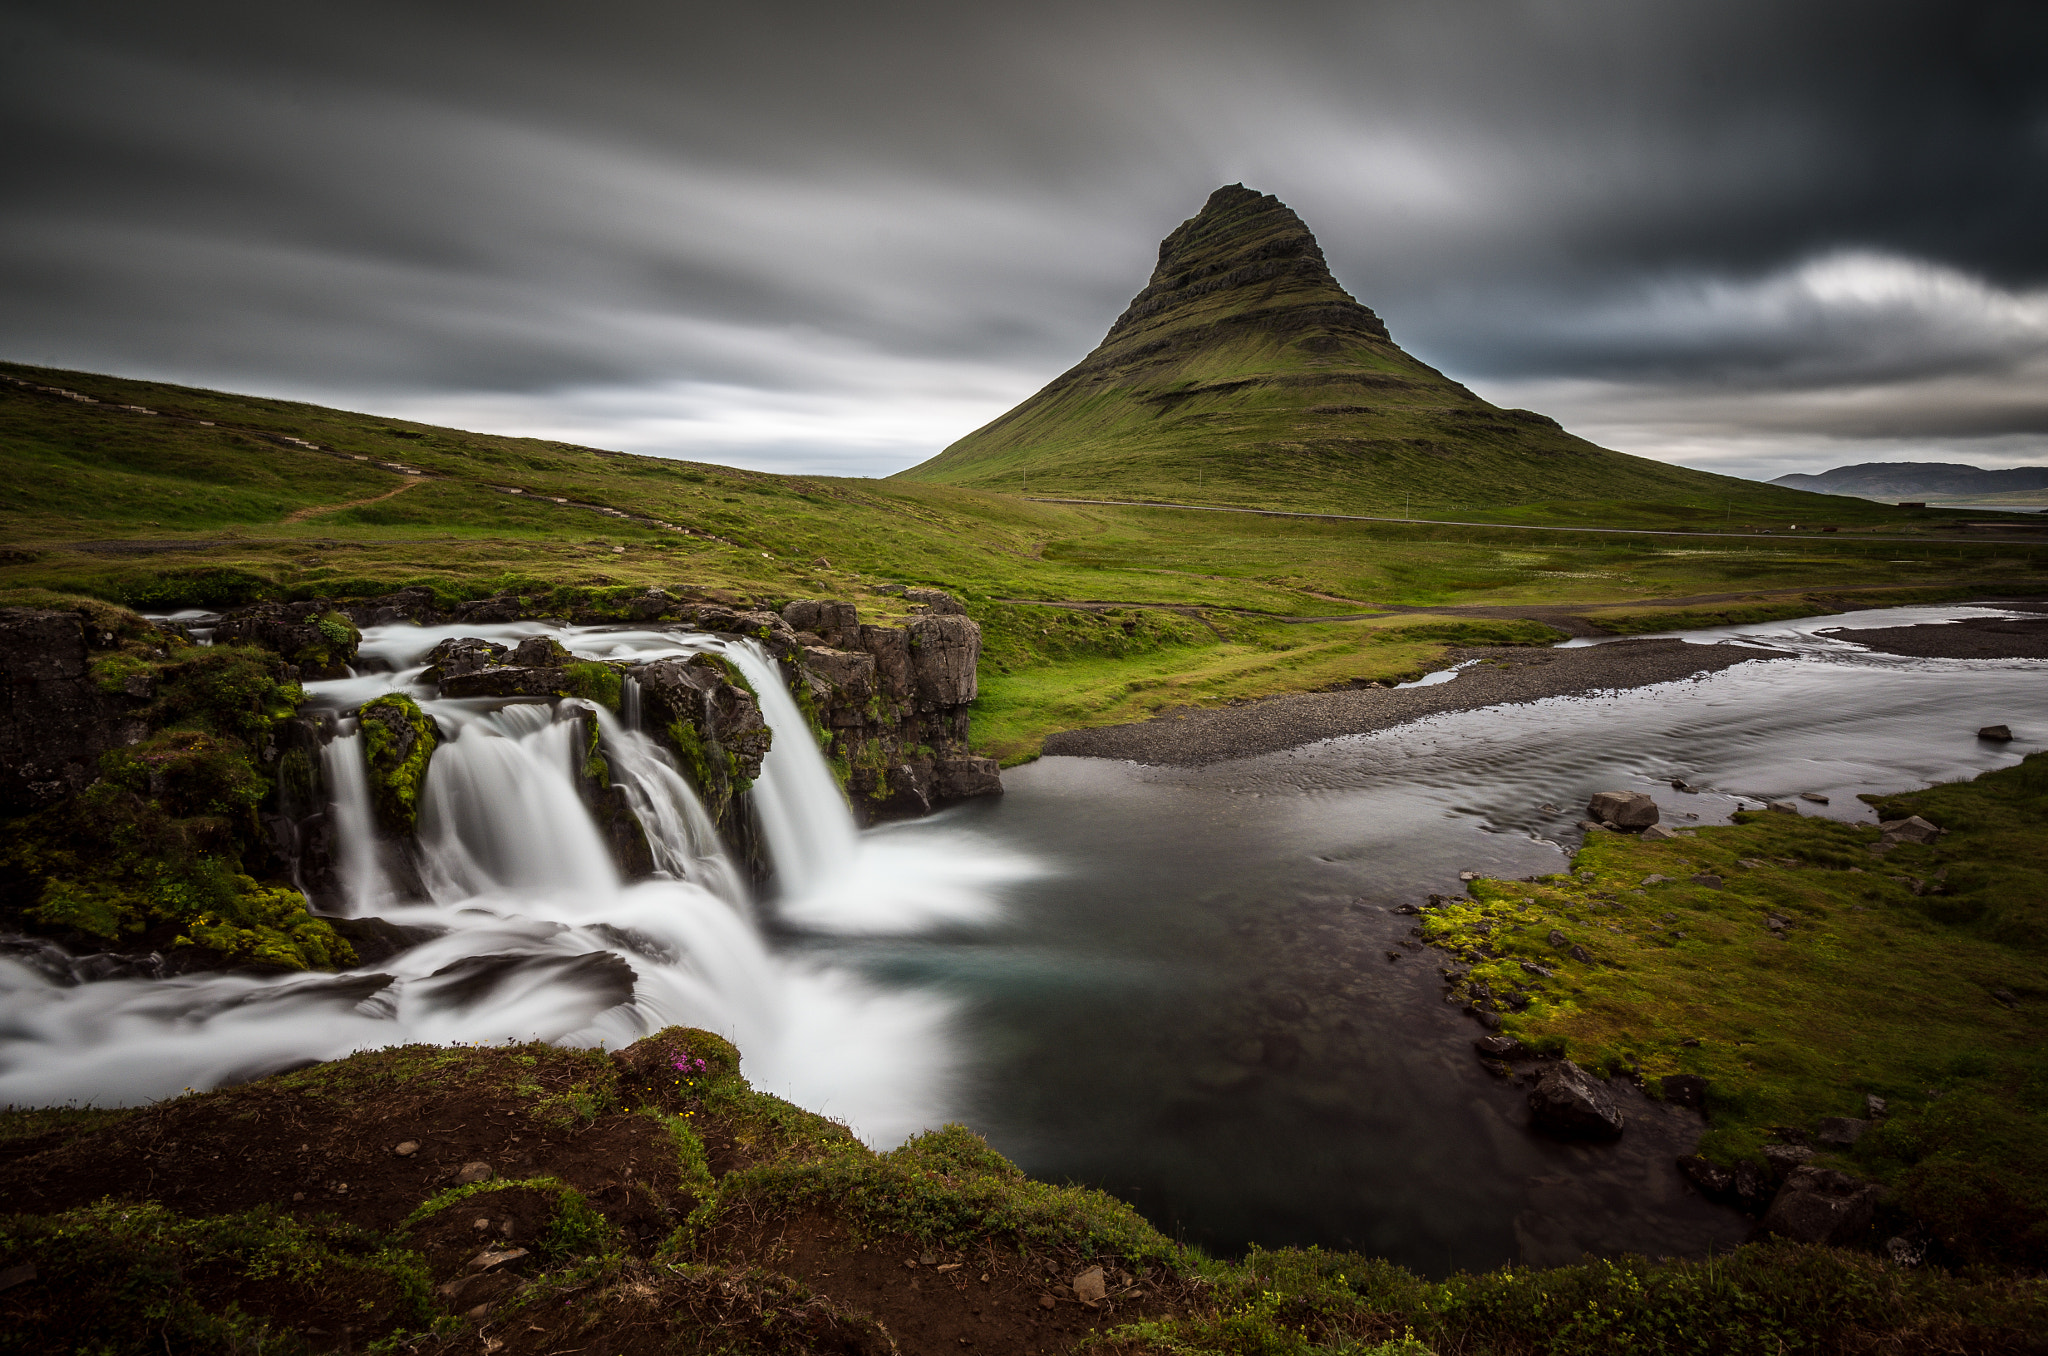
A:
1043 639 1791 766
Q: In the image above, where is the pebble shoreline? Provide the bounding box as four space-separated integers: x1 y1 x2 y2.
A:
1043 639 1794 766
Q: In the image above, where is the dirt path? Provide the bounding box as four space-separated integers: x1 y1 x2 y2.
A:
284 477 427 522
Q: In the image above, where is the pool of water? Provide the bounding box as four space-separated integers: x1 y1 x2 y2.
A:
795 604 2046 1272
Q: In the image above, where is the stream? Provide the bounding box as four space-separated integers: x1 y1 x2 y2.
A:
0 603 2041 1274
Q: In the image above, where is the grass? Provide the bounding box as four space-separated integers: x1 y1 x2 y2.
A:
3 1027 2042 1355
1421 753 2048 1267
4 362 2046 761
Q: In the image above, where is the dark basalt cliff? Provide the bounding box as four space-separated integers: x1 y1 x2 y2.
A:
0 588 999 978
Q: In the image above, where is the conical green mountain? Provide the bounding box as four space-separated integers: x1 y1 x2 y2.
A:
897 185 1797 516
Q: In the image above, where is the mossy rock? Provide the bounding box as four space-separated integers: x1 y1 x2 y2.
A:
359 693 439 836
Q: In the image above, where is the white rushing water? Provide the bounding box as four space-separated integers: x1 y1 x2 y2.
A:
0 622 1037 1145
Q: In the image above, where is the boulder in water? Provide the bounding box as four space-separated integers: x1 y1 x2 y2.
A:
1978 724 2013 741
1586 791 1658 828
1528 1060 1625 1140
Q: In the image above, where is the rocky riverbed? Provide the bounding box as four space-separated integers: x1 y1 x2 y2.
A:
1044 638 1791 765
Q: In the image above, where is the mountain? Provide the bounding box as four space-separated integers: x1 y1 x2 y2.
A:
1771 462 2048 501
895 185 1816 516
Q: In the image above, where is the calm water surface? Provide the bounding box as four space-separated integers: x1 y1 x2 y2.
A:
801 605 2047 1272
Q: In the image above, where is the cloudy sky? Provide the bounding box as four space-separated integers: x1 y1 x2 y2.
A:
5 0 2045 481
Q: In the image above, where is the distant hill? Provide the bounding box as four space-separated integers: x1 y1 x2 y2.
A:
896 184 1829 518
1772 462 2048 501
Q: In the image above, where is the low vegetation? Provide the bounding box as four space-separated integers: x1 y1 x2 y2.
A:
1424 754 2048 1268
2 1027 2040 1355
0 604 351 970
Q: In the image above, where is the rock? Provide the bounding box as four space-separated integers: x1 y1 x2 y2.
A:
1640 824 1679 841
800 646 877 714
1528 1060 1625 1140
213 600 361 679
782 599 862 648
435 664 569 699
1587 790 1659 828
1546 928 1570 950
393 1141 420 1157
453 1161 494 1186
1639 874 1668 886
1991 988 2018 1009
468 1247 529 1272
902 587 968 616
1866 1094 1888 1120
935 755 1003 801
1691 873 1724 889
1765 913 1789 933
906 614 981 708
1800 792 1830 804
1767 800 1800 814
420 636 509 682
1568 944 1593 964
1978 724 2013 741
1457 870 1479 881
1072 1265 1107 1305
1761 1144 1814 1175
510 635 571 667
1816 1116 1869 1147
0 608 153 812
1677 1155 1733 1196
1759 1166 1883 1245
1520 960 1553 979
1661 1074 1708 1109
1879 815 1940 845
1474 1035 1526 1059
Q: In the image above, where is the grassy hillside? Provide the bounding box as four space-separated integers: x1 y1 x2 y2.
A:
4 361 2044 760
893 187 1919 527
3 1027 2041 1355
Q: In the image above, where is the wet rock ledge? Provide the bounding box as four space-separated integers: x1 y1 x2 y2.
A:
0 587 1000 975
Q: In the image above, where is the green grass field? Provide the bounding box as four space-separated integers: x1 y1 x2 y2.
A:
5 361 2045 759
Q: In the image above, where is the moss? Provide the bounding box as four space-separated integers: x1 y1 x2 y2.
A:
1438 756 2048 1266
564 659 623 711
0 1199 435 1353
359 692 438 836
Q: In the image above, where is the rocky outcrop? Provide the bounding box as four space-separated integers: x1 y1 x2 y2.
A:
0 608 153 812
634 653 773 842
211 601 361 679
1528 1060 1626 1140
784 590 1001 820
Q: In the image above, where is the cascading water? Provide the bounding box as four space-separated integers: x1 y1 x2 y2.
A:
0 622 1036 1146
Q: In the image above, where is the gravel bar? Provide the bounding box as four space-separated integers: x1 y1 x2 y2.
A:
1042 639 1792 767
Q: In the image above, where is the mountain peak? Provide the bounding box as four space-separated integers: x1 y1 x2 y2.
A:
897 186 1767 514
1097 184 1389 360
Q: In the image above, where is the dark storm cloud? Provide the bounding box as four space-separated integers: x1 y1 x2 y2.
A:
3 0 2046 476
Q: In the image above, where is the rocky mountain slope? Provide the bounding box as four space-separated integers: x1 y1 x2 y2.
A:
896 185 1832 517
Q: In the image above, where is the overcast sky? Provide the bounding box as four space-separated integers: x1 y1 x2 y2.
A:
5 0 2045 481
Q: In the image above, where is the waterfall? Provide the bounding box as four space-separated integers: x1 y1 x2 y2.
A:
714 643 859 900
0 621 1008 1147
322 728 385 917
